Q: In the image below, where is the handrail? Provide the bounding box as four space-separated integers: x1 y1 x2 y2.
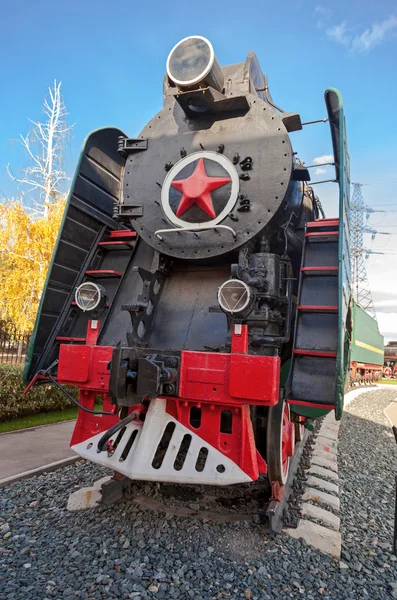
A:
154 224 237 240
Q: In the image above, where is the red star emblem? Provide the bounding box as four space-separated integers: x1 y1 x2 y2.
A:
171 158 232 219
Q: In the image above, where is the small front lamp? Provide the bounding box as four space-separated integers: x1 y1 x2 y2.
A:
75 282 107 312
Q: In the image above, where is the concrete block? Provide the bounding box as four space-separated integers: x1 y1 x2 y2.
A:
312 446 338 462
302 486 340 512
67 476 111 511
284 519 341 558
308 464 339 482
323 413 337 425
322 417 339 429
315 436 338 451
322 420 339 430
300 502 340 531
311 454 338 472
319 427 340 442
306 475 339 495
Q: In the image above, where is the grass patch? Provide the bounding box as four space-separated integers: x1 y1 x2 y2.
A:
0 402 104 433
0 406 78 433
380 379 397 385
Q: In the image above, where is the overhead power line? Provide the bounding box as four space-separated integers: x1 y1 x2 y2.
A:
350 184 376 316
350 183 396 316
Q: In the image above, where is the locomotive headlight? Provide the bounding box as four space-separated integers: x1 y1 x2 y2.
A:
166 35 224 91
75 282 107 312
218 280 252 314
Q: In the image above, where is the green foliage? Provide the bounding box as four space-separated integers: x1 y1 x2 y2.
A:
0 364 73 421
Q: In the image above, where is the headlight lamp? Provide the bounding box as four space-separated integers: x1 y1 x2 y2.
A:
75 282 107 312
218 279 252 314
166 35 224 91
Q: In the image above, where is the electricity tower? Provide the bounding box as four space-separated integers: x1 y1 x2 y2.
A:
350 183 376 316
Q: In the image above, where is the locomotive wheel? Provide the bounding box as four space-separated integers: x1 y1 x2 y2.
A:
267 400 295 485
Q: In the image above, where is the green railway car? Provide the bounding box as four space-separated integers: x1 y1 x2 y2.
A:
350 300 384 383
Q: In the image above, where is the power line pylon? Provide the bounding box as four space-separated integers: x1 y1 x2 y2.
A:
350 183 376 316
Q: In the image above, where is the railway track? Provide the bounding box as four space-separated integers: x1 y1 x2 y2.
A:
89 422 320 536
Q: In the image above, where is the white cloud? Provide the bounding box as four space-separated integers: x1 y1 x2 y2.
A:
374 300 397 314
313 154 334 165
311 155 333 177
374 312 397 342
352 15 397 52
367 256 397 339
314 5 331 16
325 14 397 53
314 5 332 28
326 21 351 47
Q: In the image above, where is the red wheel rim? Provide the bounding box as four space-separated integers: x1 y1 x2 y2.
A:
281 404 295 478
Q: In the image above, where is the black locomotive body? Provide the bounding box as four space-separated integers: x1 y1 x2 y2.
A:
25 36 351 501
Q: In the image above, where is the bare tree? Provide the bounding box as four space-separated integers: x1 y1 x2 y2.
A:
7 80 73 218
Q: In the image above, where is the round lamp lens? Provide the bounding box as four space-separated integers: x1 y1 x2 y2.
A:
167 36 213 86
218 280 251 314
75 282 105 312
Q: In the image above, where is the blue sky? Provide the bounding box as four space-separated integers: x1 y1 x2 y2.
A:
1 0 397 336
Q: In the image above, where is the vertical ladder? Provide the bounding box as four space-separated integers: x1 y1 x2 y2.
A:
57 229 138 344
289 219 340 409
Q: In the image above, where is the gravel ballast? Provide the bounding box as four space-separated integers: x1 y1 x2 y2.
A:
1 387 397 599
338 387 397 597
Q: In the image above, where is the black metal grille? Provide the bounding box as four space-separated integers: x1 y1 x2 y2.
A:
0 324 31 365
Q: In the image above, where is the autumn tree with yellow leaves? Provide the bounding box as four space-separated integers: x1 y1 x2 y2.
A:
0 199 65 332
0 81 72 333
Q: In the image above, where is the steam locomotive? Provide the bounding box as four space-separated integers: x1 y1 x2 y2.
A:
25 36 351 507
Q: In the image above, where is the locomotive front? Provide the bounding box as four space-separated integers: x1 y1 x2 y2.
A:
25 36 350 505
118 35 307 261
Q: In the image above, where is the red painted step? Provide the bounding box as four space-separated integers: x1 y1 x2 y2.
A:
85 270 122 278
294 349 337 358
56 337 86 342
300 266 338 272
297 305 338 312
98 241 135 250
307 219 339 228
108 230 136 239
287 399 333 410
305 231 339 238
